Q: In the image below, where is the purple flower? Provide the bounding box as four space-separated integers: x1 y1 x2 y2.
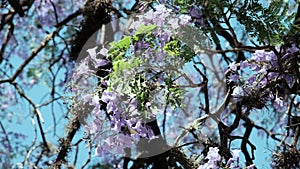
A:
94 146 103 156
154 17 165 27
198 147 221 169
282 53 293 60
95 145 110 157
195 18 204 25
259 77 268 87
155 5 171 15
249 62 260 71
87 46 98 60
258 65 267 74
85 119 102 134
248 75 256 84
288 44 299 53
267 72 279 79
231 149 241 160
100 134 133 155
82 94 100 106
252 50 277 62
179 15 191 25
125 118 136 128
82 94 92 103
229 62 237 71
232 86 244 97
265 52 275 62
226 158 234 166
270 59 279 67
136 41 150 50
87 46 108 67
229 73 239 82
159 30 172 47
240 60 249 69
118 134 132 147
158 0 166 3
144 11 156 22
107 101 118 112
100 91 118 113
101 91 115 103
274 97 284 111
285 76 294 88
168 18 179 29
91 95 100 106
189 5 202 18
206 147 221 162
132 120 154 138
251 50 263 61
112 120 123 132
95 59 108 67
91 104 101 116
75 58 92 76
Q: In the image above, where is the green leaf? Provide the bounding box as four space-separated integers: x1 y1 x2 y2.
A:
164 39 196 62
235 0 293 45
134 25 157 37
108 36 132 61
27 68 42 79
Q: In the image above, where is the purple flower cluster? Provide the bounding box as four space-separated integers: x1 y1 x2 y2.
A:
226 149 241 168
130 4 191 35
198 148 256 169
70 46 110 93
198 147 221 169
73 3 201 159
72 47 157 154
100 91 155 140
84 90 157 156
189 5 204 26
229 45 300 111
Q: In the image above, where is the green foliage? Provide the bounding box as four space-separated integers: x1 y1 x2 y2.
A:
164 40 181 56
132 24 158 49
130 75 150 112
105 18 190 119
112 57 141 76
173 0 195 13
108 36 132 61
108 57 142 93
26 67 42 79
236 0 295 45
167 87 183 109
163 39 196 62
134 24 157 38
163 76 184 110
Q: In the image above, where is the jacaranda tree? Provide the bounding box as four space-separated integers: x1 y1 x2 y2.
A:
0 0 299 168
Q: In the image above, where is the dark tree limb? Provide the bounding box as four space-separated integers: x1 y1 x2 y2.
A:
52 117 81 168
70 0 118 60
7 0 24 17
241 116 256 168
